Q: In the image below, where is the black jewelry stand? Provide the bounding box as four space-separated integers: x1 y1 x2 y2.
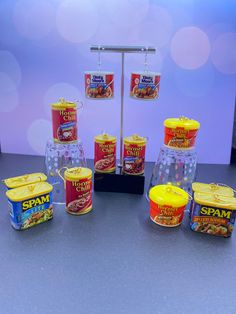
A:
90 45 156 194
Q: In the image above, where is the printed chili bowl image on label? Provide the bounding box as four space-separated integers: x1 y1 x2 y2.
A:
51 99 78 143
149 185 189 227
164 117 200 149
94 133 116 173
130 72 161 100
123 135 146 175
64 167 93 215
85 71 114 99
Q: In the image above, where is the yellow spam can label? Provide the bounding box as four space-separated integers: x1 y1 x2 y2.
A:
4 173 47 189
6 182 53 230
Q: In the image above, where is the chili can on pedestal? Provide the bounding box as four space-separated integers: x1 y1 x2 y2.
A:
123 134 146 175
51 98 78 143
64 167 92 215
94 133 116 173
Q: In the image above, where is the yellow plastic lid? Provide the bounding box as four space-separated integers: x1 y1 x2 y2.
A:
6 182 53 202
94 133 116 143
124 134 147 145
194 192 236 210
149 184 189 207
164 116 200 130
192 182 234 197
64 167 92 181
51 98 77 110
4 173 47 189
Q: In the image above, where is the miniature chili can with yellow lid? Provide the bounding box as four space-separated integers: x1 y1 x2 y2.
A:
94 133 116 173
51 98 78 143
149 184 189 227
6 182 53 230
190 192 236 237
4 173 47 189
64 167 92 215
123 134 147 175
164 116 200 149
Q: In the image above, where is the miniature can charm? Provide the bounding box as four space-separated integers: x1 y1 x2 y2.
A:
64 167 92 215
123 134 146 175
4 173 47 189
130 72 161 100
149 185 189 227
51 98 78 143
190 192 236 237
85 72 114 99
94 133 116 173
164 116 200 149
6 182 53 230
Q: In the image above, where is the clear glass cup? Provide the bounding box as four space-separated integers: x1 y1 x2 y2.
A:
45 139 87 204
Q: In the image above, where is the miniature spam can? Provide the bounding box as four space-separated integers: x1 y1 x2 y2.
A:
64 167 92 215
94 133 116 173
190 192 236 237
149 184 189 227
4 173 47 189
6 182 53 230
192 182 234 196
164 117 200 149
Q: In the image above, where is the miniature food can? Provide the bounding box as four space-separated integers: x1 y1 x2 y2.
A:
85 71 114 99
6 182 53 230
94 133 116 173
51 98 78 143
164 117 200 149
4 173 47 189
64 167 92 215
192 182 234 196
149 184 189 227
130 72 161 100
123 134 146 175
190 192 236 237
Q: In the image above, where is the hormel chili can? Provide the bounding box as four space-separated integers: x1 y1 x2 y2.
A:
85 71 114 99
51 98 78 143
164 117 200 149
94 133 116 173
64 167 92 215
123 135 147 175
130 72 161 100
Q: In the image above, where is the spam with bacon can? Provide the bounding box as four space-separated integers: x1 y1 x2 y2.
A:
94 133 116 173
51 98 78 143
123 134 146 175
4 173 47 189
190 192 236 237
164 117 200 149
6 182 53 230
64 167 93 215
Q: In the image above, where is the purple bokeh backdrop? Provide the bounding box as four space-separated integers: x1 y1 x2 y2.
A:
0 0 235 164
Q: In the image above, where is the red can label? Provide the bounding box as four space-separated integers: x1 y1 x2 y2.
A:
52 108 77 143
130 73 160 99
123 143 146 175
150 200 185 227
94 141 116 173
66 178 92 215
85 72 114 99
164 127 198 149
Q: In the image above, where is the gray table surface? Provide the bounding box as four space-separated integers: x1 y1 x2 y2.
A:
0 153 236 314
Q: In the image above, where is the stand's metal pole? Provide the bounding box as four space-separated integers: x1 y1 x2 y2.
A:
119 52 125 172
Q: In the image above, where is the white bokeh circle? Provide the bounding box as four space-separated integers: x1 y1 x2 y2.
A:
137 5 173 48
0 50 21 86
104 0 149 27
27 119 52 155
170 27 211 69
211 32 236 74
13 0 55 40
0 72 19 112
56 0 98 43
44 82 83 118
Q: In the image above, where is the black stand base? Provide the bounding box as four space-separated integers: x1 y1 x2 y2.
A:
94 170 145 194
